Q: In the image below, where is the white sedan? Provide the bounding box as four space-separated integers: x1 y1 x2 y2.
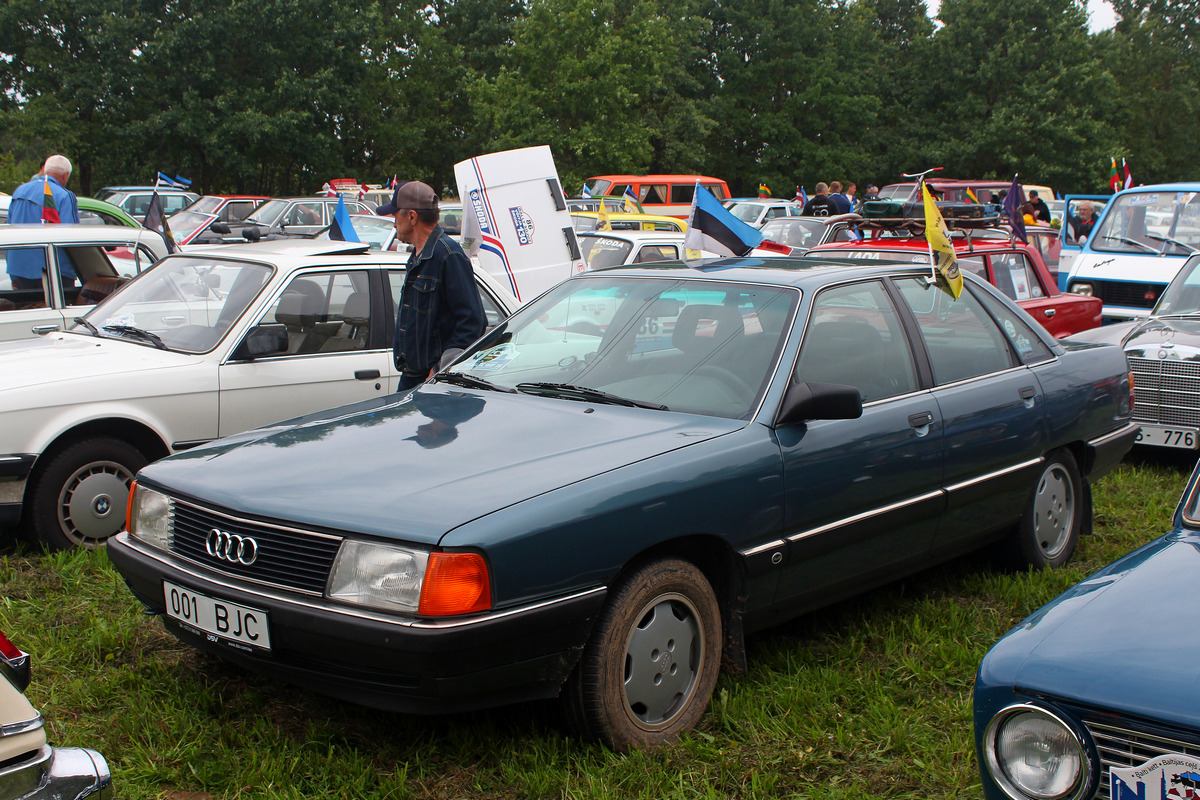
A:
0 239 517 549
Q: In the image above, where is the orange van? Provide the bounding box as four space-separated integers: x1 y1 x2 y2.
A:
585 174 732 218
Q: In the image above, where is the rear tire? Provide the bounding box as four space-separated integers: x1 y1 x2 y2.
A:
561 558 720 750
26 437 148 550
1007 448 1083 569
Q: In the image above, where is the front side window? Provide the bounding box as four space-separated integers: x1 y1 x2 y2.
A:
452 277 798 419
74 256 273 352
387 271 506 333
257 271 373 356
796 280 918 403
895 277 1017 384
283 202 324 227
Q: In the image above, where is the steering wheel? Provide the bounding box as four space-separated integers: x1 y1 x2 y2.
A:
693 365 751 395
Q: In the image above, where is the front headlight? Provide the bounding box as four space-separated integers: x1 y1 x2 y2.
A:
1070 282 1094 296
127 482 173 550
327 540 429 613
327 541 492 616
985 704 1088 800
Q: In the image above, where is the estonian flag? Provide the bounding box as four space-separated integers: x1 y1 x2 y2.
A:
143 192 178 253
684 183 763 257
329 194 361 242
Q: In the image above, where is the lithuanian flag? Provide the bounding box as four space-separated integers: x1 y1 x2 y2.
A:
41 177 60 223
965 188 979 204
922 183 962 299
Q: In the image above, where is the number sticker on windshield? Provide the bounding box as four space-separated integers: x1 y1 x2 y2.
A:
467 344 517 371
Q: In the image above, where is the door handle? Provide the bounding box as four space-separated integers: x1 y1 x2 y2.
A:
32 324 59 334
908 411 934 428
1019 386 1037 399
160 315 186 325
355 369 381 380
1043 308 1056 317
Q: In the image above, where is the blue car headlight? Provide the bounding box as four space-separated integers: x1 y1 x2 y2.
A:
984 704 1089 800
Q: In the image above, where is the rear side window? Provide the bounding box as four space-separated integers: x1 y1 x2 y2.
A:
670 184 695 204
894 277 1017 384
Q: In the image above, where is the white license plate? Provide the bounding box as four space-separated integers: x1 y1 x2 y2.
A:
163 580 271 651
1135 424 1200 449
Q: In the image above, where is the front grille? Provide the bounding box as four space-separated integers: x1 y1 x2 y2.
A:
1129 356 1200 427
1072 280 1163 309
1083 718 1200 800
169 500 343 595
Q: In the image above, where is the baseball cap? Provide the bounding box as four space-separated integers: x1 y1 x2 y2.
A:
376 180 439 216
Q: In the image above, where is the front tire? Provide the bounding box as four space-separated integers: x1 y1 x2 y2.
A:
1008 448 1083 569
26 437 148 550
561 558 720 750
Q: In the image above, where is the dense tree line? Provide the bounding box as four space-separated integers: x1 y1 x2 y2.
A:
0 0 1195 198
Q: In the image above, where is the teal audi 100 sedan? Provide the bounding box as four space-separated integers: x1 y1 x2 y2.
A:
107 257 1138 750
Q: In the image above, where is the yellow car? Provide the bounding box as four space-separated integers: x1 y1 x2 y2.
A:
570 211 688 233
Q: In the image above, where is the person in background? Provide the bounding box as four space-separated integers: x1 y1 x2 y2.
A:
6 154 80 290
862 185 880 203
843 182 857 208
1028 190 1052 223
802 182 837 217
827 181 852 214
1070 200 1098 243
376 180 485 393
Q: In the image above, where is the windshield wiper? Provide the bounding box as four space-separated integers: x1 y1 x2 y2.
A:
515 382 668 410
1101 235 1159 254
73 316 101 338
435 371 517 393
1145 233 1200 255
102 324 168 350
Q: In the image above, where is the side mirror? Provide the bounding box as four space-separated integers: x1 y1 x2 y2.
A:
774 380 862 427
211 222 231 234
241 227 262 243
234 324 289 360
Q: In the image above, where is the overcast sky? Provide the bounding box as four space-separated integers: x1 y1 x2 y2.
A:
926 0 1117 32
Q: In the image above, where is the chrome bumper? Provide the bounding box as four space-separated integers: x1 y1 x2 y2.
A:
0 744 112 800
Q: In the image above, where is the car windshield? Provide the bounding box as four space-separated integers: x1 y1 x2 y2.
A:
1151 255 1200 316
72 256 273 352
580 235 634 268
187 197 222 215
245 199 288 226
450 276 797 419
314 216 395 249
168 210 217 243
761 218 826 248
1093 190 1200 256
727 202 767 223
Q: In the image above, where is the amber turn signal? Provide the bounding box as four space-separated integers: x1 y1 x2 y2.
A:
418 552 491 616
125 479 138 535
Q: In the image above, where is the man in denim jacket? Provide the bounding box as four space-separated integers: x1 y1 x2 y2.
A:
378 181 485 393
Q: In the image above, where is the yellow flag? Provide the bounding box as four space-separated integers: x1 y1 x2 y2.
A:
595 201 612 231
922 183 963 299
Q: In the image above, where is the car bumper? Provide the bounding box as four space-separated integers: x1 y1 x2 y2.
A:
0 745 111 800
0 455 34 526
108 532 606 714
1085 421 1139 480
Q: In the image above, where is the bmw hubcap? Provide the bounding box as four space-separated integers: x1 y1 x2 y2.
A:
58 461 135 547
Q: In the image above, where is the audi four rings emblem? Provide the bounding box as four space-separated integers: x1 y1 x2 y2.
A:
206 529 259 565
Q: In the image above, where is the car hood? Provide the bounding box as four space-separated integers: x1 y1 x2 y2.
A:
1120 317 1200 355
982 533 1200 730
0 332 194 393
140 386 743 545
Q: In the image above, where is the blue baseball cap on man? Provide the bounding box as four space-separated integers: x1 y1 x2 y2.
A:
376 181 439 216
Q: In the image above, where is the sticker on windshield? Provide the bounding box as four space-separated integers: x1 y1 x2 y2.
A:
466 344 517 371
103 313 135 328
1129 194 1159 206
1110 753 1200 800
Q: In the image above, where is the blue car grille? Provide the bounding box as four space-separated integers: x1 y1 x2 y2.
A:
168 499 343 595
1128 356 1200 428
1083 718 1200 800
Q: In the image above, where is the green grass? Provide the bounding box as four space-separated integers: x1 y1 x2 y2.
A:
1 453 1192 800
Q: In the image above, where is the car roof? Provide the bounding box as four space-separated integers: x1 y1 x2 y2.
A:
727 198 801 206
809 236 1029 254
589 255 945 290
590 174 727 182
180 239 407 263
77 196 139 224
1111 182 1200 193
579 230 687 243
99 186 197 194
0 224 169 244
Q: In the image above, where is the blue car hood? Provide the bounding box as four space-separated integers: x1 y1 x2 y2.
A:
985 534 1200 729
141 386 743 544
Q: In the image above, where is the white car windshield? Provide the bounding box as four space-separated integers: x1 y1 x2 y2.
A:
580 235 634 268
1093 190 1200 256
447 276 798 419
72 256 273 353
1151 255 1200 316
245 199 289 226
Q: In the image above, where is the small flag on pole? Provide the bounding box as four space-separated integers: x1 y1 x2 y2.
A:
1109 158 1121 193
685 183 764 257
965 188 980 204
758 183 771 198
1122 158 1133 190
922 182 963 300
623 185 639 212
329 194 361 242
595 201 612 232
142 192 178 253
41 176 60 223
580 184 592 199
174 175 192 188
1002 174 1027 244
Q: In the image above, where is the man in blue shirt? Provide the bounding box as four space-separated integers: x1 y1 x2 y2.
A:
7 155 80 290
